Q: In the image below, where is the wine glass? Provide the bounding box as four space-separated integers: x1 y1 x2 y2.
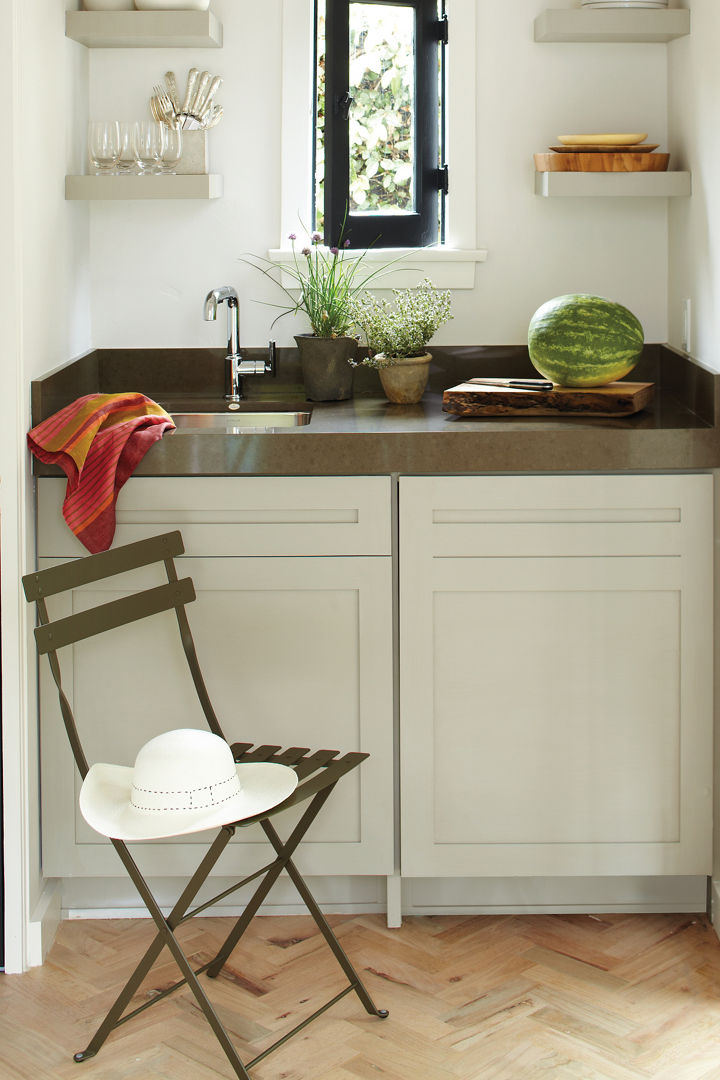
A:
88 121 119 175
115 121 139 174
159 127 183 174
134 121 165 174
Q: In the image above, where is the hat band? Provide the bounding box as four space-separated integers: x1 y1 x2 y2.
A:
131 772 241 813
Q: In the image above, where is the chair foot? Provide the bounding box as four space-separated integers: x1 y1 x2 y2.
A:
376 1009 389 1019
73 1050 97 1063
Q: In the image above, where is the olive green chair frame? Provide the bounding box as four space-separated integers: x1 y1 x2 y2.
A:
23 530 387 1078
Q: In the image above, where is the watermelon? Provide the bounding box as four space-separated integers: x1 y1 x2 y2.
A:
528 294 644 387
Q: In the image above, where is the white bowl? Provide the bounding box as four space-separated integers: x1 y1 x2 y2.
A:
581 2 669 8
83 0 135 9
135 0 210 9
558 132 648 146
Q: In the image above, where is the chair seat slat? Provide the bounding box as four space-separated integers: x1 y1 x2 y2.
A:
242 752 368 825
293 749 341 780
34 579 196 653
23 531 184 601
241 744 283 762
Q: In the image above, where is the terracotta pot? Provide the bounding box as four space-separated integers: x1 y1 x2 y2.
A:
377 353 432 405
294 335 357 402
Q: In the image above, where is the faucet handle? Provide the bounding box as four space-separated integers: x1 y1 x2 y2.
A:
265 340 277 377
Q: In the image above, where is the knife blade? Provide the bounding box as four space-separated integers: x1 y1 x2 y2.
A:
468 378 554 391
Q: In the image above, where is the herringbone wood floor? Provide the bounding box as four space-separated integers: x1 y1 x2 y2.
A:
2 913 720 1079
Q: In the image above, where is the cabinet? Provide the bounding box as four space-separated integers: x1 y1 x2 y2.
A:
36 477 394 880
399 474 713 879
36 471 715 906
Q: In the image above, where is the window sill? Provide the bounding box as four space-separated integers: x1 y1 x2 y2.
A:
267 247 488 290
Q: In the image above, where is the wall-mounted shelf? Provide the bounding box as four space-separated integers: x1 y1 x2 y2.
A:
535 171 691 197
65 174 223 200
534 9 690 43
65 10 223 48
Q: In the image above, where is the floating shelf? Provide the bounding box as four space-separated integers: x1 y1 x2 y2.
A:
534 8 690 43
535 171 691 197
65 10 223 48
65 174 223 200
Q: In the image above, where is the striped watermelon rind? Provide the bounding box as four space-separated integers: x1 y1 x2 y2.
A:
528 294 644 388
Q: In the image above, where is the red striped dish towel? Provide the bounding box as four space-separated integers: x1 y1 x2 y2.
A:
28 392 175 554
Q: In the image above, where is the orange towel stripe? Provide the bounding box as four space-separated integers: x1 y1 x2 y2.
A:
28 393 175 554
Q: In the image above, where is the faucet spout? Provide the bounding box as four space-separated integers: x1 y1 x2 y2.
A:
203 286 242 402
203 286 276 405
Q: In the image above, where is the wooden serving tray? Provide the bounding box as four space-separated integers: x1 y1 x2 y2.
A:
534 152 669 172
443 381 655 417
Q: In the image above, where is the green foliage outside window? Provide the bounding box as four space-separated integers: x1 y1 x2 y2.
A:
315 3 415 235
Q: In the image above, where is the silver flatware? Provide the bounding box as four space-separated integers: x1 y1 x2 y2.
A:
205 104 223 129
181 67 199 116
191 71 211 116
164 71 180 113
198 75 222 120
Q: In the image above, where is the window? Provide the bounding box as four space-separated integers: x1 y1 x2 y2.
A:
316 0 447 249
275 0 486 289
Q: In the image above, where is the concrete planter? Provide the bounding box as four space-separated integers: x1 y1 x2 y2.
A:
377 353 432 404
294 334 357 401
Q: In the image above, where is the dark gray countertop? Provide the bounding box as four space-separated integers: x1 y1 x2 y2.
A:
31 344 720 476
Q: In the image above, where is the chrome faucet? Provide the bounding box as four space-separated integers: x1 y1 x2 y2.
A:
203 286 276 404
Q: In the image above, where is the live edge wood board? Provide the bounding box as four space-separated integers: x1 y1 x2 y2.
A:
442 381 655 417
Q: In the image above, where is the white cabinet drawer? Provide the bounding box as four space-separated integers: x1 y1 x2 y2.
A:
37 475 392 557
400 474 712 558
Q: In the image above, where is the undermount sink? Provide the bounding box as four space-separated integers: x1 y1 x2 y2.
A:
170 408 312 432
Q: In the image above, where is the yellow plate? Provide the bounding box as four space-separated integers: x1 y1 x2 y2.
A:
558 133 648 146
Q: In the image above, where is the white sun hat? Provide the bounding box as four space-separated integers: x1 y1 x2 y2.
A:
79 728 299 841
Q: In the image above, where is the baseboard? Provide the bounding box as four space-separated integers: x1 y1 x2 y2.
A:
711 880 720 938
26 879 61 967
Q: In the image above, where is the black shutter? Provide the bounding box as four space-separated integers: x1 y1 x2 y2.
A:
324 0 442 249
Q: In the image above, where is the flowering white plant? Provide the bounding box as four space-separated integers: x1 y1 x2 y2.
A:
351 278 452 366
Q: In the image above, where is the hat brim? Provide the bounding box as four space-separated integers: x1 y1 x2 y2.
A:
79 761 299 840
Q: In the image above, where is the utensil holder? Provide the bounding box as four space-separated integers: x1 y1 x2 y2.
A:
176 130 209 175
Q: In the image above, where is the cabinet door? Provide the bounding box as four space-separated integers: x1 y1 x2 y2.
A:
399 474 713 878
40 555 393 878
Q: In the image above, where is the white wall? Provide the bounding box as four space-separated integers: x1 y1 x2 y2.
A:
88 0 670 350
1 0 90 970
668 0 719 371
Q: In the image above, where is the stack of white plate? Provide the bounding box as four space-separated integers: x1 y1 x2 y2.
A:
581 1 669 8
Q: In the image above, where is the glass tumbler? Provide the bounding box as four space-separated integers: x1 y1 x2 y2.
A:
88 121 119 175
115 121 139 174
134 120 165 174
159 127 183 173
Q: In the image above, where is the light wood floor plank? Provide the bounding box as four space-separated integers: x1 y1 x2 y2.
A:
2 913 720 1078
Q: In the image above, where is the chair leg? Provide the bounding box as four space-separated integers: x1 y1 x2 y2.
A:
74 829 254 1080
206 795 388 1021
262 819 388 1019
206 785 336 979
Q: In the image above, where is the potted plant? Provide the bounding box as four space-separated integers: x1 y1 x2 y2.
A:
245 227 395 402
351 278 452 404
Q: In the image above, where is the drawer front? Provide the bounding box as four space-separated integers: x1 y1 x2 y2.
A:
400 474 713 558
37 475 392 557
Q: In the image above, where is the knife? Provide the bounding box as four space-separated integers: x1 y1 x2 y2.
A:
468 378 554 391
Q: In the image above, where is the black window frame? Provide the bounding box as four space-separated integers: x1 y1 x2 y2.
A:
322 0 444 249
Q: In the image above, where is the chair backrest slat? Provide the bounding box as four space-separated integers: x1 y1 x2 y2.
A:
34 578 196 654
22 530 185 602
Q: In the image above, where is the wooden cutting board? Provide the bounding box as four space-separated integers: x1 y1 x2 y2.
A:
534 152 669 172
442 381 655 417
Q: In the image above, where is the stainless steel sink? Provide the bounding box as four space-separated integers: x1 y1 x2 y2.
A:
170 409 312 432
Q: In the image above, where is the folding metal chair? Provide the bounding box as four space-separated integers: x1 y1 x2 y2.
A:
23 530 388 1077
